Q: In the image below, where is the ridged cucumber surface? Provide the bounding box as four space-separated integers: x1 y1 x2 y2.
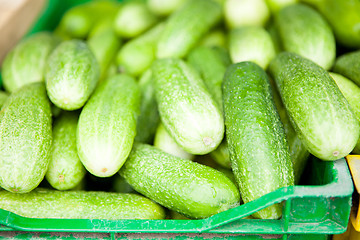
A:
119 143 240 219
333 50 360 86
46 111 86 190
45 40 100 111
222 62 294 219
0 188 165 220
77 74 140 177
269 52 359 161
152 58 224 155
0 83 52 193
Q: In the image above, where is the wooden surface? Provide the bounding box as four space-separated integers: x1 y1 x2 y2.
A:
0 0 46 65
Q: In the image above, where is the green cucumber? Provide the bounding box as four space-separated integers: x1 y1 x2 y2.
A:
147 0 186 16
0 188 165 220
0 83 52 193
210 141 231 169
223 61 294 219
333 50 360 86
275 3 336 70
156 0 222 58
152 58 224 155
77 74 140 177
45 40 100 111
46 111 86 190
265 0 298 13
154 122 194 160
198 29 227 49
119 143 240 219
134 70 159 144
269 52 359 161
1 32 59 93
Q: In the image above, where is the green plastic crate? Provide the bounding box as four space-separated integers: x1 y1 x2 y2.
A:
0 1 353 239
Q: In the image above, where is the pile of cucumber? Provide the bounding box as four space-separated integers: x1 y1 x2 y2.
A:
0 0 359 221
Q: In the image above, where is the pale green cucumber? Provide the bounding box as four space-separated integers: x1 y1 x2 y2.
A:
329 72 360 154
46 111 86 191
269 52 359 161
154 122 194 160
0 188 165 220
333 50 360 86
265 0 299 13
0 83 52 193
147 0 186 16
1 32 59 93
0 91 9 109
228 26 276 69
210 141 231 169
224 0 270 28
223 61 294 219
77 74 140 177
114 0 158 39
116 23 165 77
152 58 224 155
134 70 159 144
275 3 336 70
156 0 222 58
198 29 227 49
45 40 100 111
119 143 240 219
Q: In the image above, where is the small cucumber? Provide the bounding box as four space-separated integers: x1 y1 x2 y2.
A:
156 0 222 58
269 52 359 161
119 143 240 219
0 188 165 220
265 0 298 13
46 111 86 191
228 26 276 69
222 61 294 219
1 32 59 93
154 122 194 160
198 29 227 49
210 141 231 169
275 3 336 70
0 83 52 193
45 40 100 111
333 50 360 86
147 0 186 16
77 74 140 177
152 58 224 155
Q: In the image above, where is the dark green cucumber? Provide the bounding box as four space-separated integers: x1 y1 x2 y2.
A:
77 74 140 177
222 62 294 219
0 188 165 220
269 52 359 161
333 50 360 87
46 111 86 190
45 40 100 111
119 143 240 219
0 83 52 193
152 58 224 155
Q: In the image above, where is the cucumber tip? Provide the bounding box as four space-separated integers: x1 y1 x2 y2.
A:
58 175 65 183
203 136 213 146
333 151 340 157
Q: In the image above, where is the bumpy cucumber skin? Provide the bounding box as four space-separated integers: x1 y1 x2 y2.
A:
275 3 335 70
77 74 140 177
2 32 59 93
119 143 240 219
156 0 222 58
152 58 224 155
0 83 52 193
333 50 360 86
0 188 165 220
222 62 294 219
46 111 86 190
45 40 100 111
269 52 359 161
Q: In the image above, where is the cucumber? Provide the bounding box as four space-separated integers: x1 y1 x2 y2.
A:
0 188 165 220
222 61 294 219
275 3 336 70
228 26 276 69
77 74 140 177
134 70 159 144
45 40 100 111
46 111 86 191
1 32 59 93
210 141 231 169
333 50 360 86
154 122 194 160
119 143 240 219
152 58 224 155
0 83 52 193
269 52 359 161
265 0 298 13
156 0 222 58
198 29 227 49
147 0 186 16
